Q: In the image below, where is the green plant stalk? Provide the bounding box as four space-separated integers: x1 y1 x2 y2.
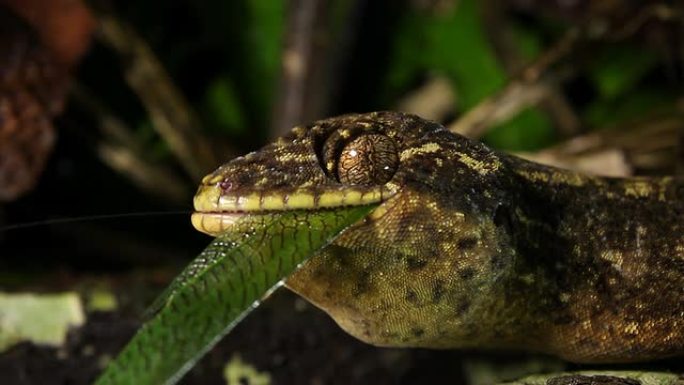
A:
95 205 374 385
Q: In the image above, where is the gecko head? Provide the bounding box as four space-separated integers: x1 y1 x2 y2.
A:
193 111 520 349
192 111 459 236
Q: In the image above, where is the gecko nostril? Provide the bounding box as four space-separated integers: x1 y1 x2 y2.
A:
219 180 234 192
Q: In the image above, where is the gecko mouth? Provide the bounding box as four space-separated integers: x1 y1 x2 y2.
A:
191 184 395 236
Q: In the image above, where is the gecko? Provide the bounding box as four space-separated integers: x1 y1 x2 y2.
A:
193 111 683 382
98 111 683 385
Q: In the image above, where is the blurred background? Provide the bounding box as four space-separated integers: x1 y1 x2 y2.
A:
0 0 683 384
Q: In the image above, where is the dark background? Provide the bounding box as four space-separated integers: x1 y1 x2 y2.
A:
1 1 683 384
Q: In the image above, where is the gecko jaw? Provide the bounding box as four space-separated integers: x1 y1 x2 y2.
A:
191 184 398 236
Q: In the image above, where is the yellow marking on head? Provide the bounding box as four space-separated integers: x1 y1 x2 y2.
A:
600 250 624 271
291 125 307 136
517 169 586 187
193 185 222 212
361 189 383 202
399 142 442 162
343 190 362 205
658 176 673 201
621 177 673 201
623 180 654 198
275 153 317 163
318 191 348 207
202 174 223 184
455 152 503 175
194 182 391 215
218 194 239 210
237 193 262 210
254 177 271 187
285 193 315 209
261 194 285 210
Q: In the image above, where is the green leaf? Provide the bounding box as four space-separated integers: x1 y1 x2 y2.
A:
95 205 374 385
383 0 553 150
383 0 504 107
485 109 555 151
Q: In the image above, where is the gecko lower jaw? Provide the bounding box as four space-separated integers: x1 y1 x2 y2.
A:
191 211 260 236
191 184 397 236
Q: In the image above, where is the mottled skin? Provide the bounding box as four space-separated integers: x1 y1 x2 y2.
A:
194 111 684 364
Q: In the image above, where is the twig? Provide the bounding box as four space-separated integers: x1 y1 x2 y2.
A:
518 107 684 176
448 75 559 137
271 0 328 138
271 0 362 138
449 3 680 139
97 15 217 180
448 26 582 137
396 75 456 121
482 0 581 137
603 4 681 41
71 84 191 203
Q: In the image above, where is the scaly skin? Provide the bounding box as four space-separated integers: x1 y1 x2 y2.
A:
193 111 683 364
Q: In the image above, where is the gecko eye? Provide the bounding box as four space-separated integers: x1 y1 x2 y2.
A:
336 134 398 185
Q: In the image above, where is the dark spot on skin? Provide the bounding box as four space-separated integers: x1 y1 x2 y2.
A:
458 267 476 280
239 376 250 385
676 184 684 202
405 288 419 304
406 257 427 270
493 203 513 230
490 253 506 271
457 237 478 250
454 298 471 317
352 271 371 296
432 279 445 303
411 327 425 337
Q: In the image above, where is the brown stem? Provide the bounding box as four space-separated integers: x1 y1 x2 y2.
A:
71 84 191 203
97 15 217 180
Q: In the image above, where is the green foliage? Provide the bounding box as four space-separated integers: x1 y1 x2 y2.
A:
382 0 554 151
